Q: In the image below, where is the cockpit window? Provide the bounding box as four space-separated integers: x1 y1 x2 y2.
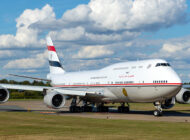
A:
155 63 170 67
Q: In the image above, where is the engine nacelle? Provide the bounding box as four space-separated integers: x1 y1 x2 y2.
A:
0 87 9 104
176 88 190 104
161 97 175 109
43 90 66 109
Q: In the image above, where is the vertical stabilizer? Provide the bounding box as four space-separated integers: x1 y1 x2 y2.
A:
46 37 65 74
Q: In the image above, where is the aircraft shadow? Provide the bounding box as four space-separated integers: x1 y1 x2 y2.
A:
126 110 190 117
0 105 190 117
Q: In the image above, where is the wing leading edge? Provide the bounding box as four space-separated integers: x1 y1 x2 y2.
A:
0 84 87 96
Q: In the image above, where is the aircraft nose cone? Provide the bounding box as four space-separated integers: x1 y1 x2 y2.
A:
173 72 182 84
176 75 182 84
168 68 182 84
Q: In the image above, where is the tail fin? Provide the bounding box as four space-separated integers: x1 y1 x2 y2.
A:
46 36 65 74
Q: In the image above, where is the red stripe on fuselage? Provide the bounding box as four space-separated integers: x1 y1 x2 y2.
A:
53 83 182 88
47 46 56 52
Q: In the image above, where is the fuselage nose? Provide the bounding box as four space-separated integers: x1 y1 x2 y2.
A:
151 66 182 99
164 68 182 97
168 67 182 84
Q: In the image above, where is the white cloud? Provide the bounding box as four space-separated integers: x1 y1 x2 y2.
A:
0 1 187 49
0 4 55 48
151 36 190 60
62 0 187 31
63 4 91 22
49 26 85 41
161 43 184 53
4 50 48 69
73 45 114 59
29 0 188 46
16 4 55 28
126 0 187 31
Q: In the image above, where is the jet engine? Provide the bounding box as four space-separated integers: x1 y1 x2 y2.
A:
176 88 190 104
44 90 66 109
161 97 175 109
0 87 9 104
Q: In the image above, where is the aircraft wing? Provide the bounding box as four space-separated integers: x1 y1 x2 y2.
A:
0 84 48 91
0 84 88 96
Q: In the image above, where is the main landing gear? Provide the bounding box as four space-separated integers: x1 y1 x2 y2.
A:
69 98 93 113
81 101 93 112
97 103 109 112
69 98 131 113
69 97 81 113
153 101 163 117
118 103 130 113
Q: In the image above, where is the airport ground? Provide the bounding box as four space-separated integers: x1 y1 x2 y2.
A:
0 100 190 140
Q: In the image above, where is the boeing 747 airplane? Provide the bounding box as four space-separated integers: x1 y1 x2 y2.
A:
0 37 189 116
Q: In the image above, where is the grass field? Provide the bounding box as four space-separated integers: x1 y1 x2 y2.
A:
0 111 190 140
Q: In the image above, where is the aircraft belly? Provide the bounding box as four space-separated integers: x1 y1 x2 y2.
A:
109 85 181 103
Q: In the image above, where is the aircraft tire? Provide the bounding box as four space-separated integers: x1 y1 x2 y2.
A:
81 106 93 112
70 106 81 113
153 110 162 117
97 106 108 112
118 106 129 113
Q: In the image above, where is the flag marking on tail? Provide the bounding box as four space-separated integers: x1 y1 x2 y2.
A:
47 46 56 52
49 61 62 68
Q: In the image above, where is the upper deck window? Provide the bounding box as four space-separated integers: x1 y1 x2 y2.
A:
155 63 170 67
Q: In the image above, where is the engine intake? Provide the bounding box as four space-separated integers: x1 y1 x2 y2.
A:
176 88 190 104
0 87 9 104
43 90 66 109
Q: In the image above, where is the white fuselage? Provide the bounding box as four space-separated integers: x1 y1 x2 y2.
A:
49 59 182 103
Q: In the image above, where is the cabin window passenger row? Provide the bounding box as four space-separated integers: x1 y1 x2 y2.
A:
153 80 168 83
113 67 129 70
115 81 134 84
114 66 143 70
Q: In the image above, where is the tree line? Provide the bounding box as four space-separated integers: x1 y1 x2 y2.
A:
0 79 50 99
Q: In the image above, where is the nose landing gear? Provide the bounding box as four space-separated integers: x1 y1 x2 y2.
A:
153 101 163 117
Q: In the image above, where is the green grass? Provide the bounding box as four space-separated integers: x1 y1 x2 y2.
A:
0 112 190 140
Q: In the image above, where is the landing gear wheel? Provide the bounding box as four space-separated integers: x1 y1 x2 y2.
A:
70 106 81 113
118 103 130 113
118 106 129 113
97 106 109 112
81 106 93 112
153 110 163 117
124 106 129 113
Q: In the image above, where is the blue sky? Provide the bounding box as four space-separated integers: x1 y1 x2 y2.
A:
0 0 89 34
0 0 190 82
